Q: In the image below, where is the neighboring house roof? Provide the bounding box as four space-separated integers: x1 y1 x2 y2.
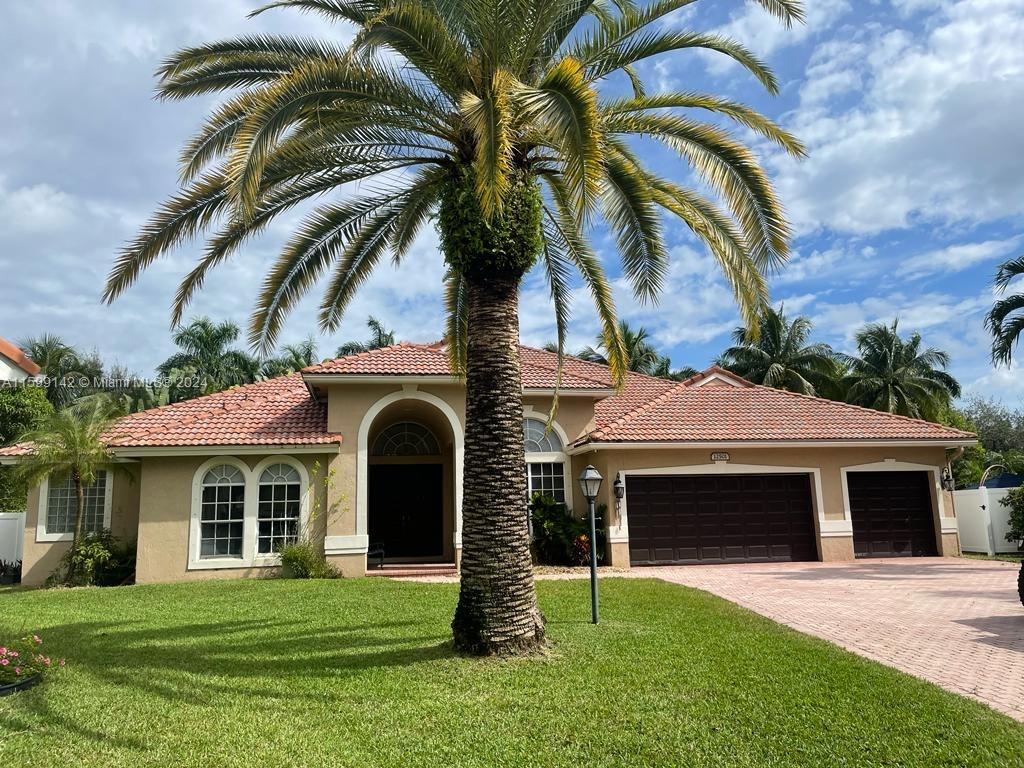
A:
0 346 975 458
582 366 975 445
0 336 41 377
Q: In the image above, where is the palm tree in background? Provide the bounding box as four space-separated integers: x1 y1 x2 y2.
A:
577 320 660 373
718 306 837 396
102 0 805 654
19 334 104 408
156 317 260 401
263 335 320 376
651 357 699 381
336 317 396 357
14 399 118 580
839 320 961 422
987 255 1024 366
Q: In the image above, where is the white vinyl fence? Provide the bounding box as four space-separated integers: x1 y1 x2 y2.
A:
0 512 25 564
954 487 1021 555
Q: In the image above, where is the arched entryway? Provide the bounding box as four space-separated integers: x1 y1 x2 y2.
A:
365 398 458 564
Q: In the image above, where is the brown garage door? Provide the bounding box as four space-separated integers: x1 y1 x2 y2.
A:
626 474 818 565
848 471 937 558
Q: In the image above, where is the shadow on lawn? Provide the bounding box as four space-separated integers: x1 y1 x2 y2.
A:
0 617 457 750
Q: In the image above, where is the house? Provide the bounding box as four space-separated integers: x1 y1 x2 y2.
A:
0 336 41 382
0 336 40 567
0 343 975 586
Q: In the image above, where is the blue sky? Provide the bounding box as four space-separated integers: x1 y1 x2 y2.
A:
0 0 1021 404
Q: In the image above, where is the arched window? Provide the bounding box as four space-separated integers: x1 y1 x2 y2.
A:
372 422 440 456
257 463 302 554
523 418 567 504
524 418 562 453
199 464 245 558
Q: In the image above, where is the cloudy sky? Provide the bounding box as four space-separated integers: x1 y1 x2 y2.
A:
1 0 1022 403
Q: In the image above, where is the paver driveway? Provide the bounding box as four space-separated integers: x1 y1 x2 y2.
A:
649 558 1024 720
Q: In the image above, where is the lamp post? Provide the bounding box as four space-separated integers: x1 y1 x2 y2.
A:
578 465 603 624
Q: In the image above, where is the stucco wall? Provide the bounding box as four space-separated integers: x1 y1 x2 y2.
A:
21 465 141 586
134 452 333 584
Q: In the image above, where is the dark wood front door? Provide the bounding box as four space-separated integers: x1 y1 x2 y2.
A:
369 464 444 559
626 474 818 565
848 471 937 558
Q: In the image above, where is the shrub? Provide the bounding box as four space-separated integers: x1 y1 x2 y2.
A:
47 530 136 587
529 494 607 566
0 634 64 686
279 539 339 579
1019 563 1023 608
999 487 1024 546
0 560 20 585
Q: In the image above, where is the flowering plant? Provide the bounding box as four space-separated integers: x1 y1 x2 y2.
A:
0 634 65 685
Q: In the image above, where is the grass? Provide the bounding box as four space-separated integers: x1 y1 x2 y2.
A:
1 578 1022 767
962 552 1024 564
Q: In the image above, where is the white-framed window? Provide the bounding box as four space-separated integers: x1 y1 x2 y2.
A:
523 417 568 505
36 470 113 543
257 463 302 555
188 456 310 570
199 464 246 559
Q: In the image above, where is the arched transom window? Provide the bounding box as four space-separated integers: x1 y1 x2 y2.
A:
523 418 567 504
372 422 440 456
524 418 563 453
257 463 301 554
200 464 245 558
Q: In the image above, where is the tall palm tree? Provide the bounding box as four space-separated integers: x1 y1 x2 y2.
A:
987 255 1024 366
102 0 804 654
14 400 117 577
157 317 261 400
263 335 320 376
839 320 961 422
577 320 661 373
19 335 103 408
336 317 396 357
719 306 837 396
651 357 698 381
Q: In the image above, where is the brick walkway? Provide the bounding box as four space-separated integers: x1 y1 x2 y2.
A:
648 558 1024 721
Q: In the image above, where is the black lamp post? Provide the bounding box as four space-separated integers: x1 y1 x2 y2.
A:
578 465 603 624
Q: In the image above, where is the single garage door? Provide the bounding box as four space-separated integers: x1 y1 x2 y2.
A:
626 474 818 565
847 471 937 557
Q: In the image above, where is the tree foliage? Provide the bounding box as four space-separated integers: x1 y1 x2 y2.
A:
156 317 261 401
718 305 838 396
336 316 397 357
987 255 1024 366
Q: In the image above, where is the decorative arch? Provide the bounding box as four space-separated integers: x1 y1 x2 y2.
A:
349 389 464 552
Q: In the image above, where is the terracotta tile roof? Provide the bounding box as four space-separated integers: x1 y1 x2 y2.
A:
0 351 974 458
0 374 340 456
584 368 976 444
0 336 40 377
303 343 614 390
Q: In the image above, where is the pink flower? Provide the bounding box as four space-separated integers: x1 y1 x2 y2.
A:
0 647 6 655
58 659 65 667
9 650 18 658
32 635 41 645
1 659 8 666
13 667 20 675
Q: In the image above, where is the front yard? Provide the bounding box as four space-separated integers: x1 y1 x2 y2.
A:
1 578 1021 767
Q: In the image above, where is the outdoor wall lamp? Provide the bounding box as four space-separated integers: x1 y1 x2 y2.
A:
613 473 624 501
577 465 603 624
941 467 956 492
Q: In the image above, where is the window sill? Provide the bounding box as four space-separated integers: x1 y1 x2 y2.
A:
187 556 283 571
35 531 73 543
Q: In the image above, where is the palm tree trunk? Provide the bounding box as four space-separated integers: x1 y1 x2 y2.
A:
70 469 85 581
452 273 545 655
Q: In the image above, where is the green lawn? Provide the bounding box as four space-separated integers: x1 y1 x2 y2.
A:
1 579 1021 767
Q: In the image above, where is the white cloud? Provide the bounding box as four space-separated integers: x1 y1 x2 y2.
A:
711 0 852 65
896 237 1021 279
773 0 1024 236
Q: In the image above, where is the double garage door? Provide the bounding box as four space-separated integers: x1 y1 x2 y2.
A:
627 474 817 565
627 470 938 565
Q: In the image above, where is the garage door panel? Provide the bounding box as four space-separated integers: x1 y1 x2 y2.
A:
848 471 937 558
627 473 817 565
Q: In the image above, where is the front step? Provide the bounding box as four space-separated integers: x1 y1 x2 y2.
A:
365 563 458 578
